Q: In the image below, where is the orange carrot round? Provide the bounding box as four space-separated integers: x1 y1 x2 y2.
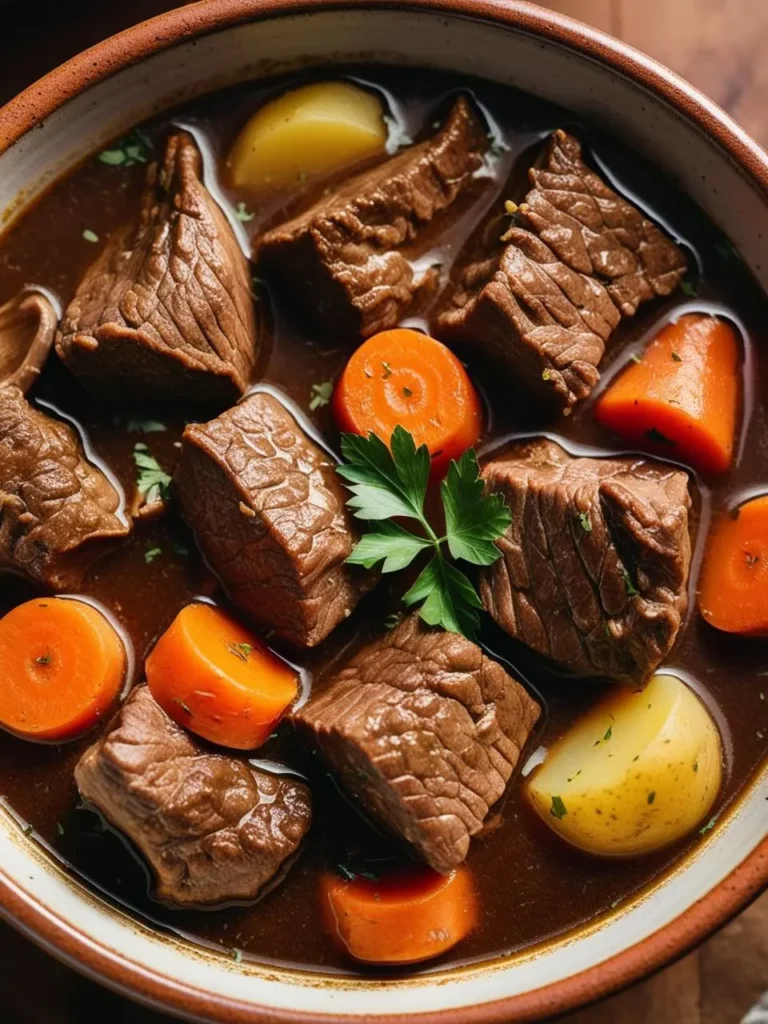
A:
698 495 768 634
595 314 740 475
0 598 126 742
333 328 482 475
320 864 478 965
146 602 298 749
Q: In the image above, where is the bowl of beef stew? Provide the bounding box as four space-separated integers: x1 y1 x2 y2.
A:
0 1 766 1021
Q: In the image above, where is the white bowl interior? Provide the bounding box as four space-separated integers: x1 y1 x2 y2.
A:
0 7 766 1019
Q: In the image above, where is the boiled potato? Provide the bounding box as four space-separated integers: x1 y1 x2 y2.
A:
526 674 722 857
228 81 387 192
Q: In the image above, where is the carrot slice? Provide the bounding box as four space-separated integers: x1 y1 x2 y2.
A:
698 495 768 634
332 328 483 475
595 314 740 474
320 865 478 965
146 602 298 749
0 597 125 742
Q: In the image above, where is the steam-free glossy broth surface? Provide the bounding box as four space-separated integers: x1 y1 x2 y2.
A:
0 66 766 973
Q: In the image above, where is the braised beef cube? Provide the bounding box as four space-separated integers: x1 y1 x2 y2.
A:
0 384 129 589
174 391 373 647
294 614 540 873
480 438 691 687
56 132 258 406
521 130 688 316
75 686 312 907
259 97 489 341
438 226 620 409
437 130 687 410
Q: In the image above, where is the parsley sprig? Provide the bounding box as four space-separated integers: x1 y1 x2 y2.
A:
338 427 511 637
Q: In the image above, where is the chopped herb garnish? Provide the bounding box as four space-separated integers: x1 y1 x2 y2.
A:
340 427 512 637
126 417 166 434
235 202 254 223
567 769 582 783
144 546 162 564
577 512 592 533
56 822 65 836
542 368 553 381
22 824 34 836
700 815 718 835
82 229 99 244
680 279 698 297
693 760 699 773
402 386 414 398
647 791 656 805
133 443 172 504
630 354 643 364
383 611 403 631
336 862 357 881
226 641 253 663
232 948 243 964
381 361 393 379
550 795 567 820
620 566 639 597
98 127 152 167
173 698 192 715
35 654 51 666
671 351 682 362
604 725 613 741
309 381 333 411
646 427 677 446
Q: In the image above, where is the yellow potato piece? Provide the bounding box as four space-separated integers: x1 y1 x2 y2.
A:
228 81 387 193
526 674 722 857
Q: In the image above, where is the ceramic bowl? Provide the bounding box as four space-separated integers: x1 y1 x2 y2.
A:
0 2 766 1021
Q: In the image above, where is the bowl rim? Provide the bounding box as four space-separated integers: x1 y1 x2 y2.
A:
0 1 766 1021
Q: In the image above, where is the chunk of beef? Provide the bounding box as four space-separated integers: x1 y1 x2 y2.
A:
294 614 540 873
75 685 311 907
0 289 57 395
522 130 688 316
437 130 687 410
56 132 258 406
174 391 372 647
480 438 691 686
259 97 489 341
0 385 128 588
438 225 620 409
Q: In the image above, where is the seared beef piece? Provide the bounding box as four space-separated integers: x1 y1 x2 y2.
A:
56 132 258 406
75 686 312 907
175 391 372 647
521 130 688 316
438 225 621 409
437 130 686 410
0 385 128 588
294 614 540 873
0 290 58 394
480 438 691 687
259 97 488 341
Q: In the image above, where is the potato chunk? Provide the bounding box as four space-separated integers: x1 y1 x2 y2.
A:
526 674 722 857
228 81 387 193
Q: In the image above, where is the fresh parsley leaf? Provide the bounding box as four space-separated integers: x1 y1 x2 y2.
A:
144 546 162 564
309 381 333 411
98 128 152 168
133 443 172 504
403 554 482 637
226 641 253 663
82 229 99 243
347 520 431 572
235 202 254 223
550 796 567 819
619 566 639 597
338 427 431 523
442 449 511 566
126 417 167 434
577 512 592 533
680 279 698 297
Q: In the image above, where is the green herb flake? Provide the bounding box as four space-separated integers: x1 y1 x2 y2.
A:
542 369 553 381
604 725 613 742
235 202 254 223
577 512 592 533
630 354 643 365
82 229 99 244
620 567 639 597
226 641 253 663
680 279 698 297
671 351 682 362
232 948 243 964
98 128 152 168
646 427 677 446
144 546 163 564
22 824 34 836
309 381 333 411
126 417 167 434
133 443 172 504
383 612 403 631
336 862 357 881
56 822 65 836
550 795 567 820
381 361 393 379
173 698 192 715
700 815 719 835
647 791 656 805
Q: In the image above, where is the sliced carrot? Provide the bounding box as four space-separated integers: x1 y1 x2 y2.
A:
146 602 298 749
595 314 740 475
0 598 125 742
332 328 483 476
698 495 768 634
320 864 478 965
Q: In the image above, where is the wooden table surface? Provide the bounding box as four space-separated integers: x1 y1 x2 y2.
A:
0 1 766 1021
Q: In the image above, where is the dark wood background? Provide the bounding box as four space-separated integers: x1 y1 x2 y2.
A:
0 1 766 1020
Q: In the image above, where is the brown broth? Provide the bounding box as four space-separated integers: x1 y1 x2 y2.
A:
0 66 766 976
